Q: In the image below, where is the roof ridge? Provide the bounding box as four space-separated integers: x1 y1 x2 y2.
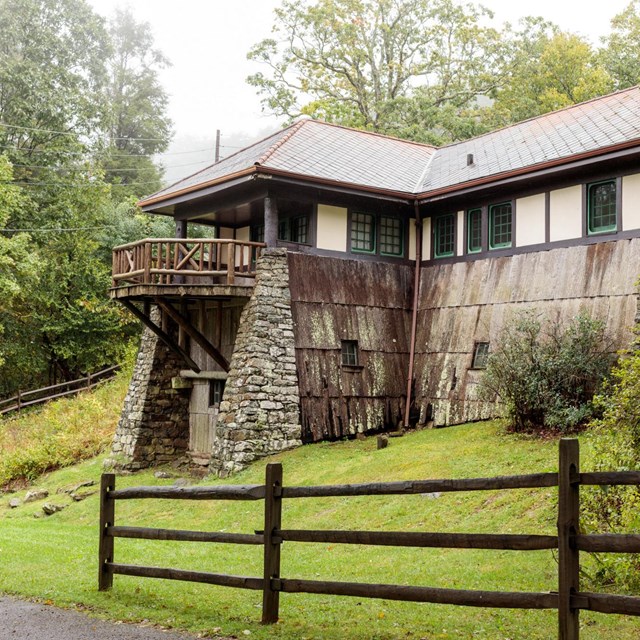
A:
414 149 436 194
302 117 438 150
439 85 640 152
257 119 309 165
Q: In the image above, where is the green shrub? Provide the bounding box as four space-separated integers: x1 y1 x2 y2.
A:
582 345 640 591
480 311 614 433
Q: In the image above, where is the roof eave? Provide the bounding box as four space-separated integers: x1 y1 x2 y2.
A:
417 138 640 204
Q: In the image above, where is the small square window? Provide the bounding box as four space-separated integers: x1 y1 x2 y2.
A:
341 340 359 366
588 180 617 235
251 225 264 243
434 213 455 258
278 216 309 244
472 342 490 369
351 212 376 253
467 208 482 253
209 379 226 407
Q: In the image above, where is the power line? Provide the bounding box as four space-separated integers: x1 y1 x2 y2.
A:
0 226 112 232
9 158 212 173
0 141 216 157
0 121 169 143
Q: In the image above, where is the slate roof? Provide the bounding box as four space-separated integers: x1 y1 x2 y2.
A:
141 86 640 207
422 86 640 193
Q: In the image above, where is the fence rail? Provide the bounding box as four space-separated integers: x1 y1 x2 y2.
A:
0 364 120 416
111 238 266 288
98 439 640 639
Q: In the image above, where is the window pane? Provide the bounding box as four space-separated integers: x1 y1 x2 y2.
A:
434 214 455 257
472 342 490 369
588 181 617 233
251 225 264 243
351 212 375 252
380 216 403 256
291 216 308 243
467 208 482 253
341 340 359 366
489 202 512 249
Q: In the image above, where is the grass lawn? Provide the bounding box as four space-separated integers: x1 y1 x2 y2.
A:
0 421 638 639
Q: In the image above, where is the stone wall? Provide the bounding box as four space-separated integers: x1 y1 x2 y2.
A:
211 249 302 477
106 307 190 470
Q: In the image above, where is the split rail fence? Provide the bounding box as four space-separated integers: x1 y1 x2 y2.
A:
0 364 120 416
98 439 640 639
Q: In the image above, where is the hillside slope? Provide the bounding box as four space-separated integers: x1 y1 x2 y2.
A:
0 422 637 640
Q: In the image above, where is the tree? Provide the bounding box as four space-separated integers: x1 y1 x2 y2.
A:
247 0 506 143
101 7 173 198
0 0 172 394
486 19 613 127
601 0 640 89
480 311 613 433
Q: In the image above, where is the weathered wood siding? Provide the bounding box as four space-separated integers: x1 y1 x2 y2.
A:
288 253 413 441
188 301 246 457
414 239 640 426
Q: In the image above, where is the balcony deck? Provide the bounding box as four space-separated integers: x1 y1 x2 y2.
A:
110 238 266 301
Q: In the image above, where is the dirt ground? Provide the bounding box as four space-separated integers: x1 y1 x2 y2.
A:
0 596 215 640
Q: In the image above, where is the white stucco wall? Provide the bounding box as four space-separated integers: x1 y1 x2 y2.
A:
423 217 431 259
515 193 546 246
456 210 464 256
549 186 582 241
622 173 640 231
409 218 416 261
316 204 348 252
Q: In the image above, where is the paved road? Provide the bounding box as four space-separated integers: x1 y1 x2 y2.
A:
0 596 217 640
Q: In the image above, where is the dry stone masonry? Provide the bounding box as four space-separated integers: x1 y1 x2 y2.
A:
211 249 302 477
107 308 190 470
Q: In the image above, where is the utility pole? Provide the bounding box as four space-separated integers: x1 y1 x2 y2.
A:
215 129 221 163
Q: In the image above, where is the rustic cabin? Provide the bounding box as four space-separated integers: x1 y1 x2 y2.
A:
108 87 640 476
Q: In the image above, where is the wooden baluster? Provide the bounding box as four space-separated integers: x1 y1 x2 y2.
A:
227 242 235 285
144 242 151 284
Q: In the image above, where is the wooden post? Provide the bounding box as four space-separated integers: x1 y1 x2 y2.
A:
264 196 278 248
98 473 116 591
227 242 235 285
262 463 283 624
16 390 21 411
143 241 151 284
558 439 580 640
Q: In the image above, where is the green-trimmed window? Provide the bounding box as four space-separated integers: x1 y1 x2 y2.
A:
351 212 376 253
278 215 309 244
467 208 482 253
380 216 403 256
588 180 617 235
434 214 455 258
489 202 512 249
251 225 265 243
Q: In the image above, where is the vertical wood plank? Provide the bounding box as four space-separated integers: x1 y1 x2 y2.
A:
98 473 116 591
262 463 283 624
227 243 235 285
143 242 151 284
558 438 580 640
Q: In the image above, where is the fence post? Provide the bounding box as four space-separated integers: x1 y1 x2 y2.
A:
558 438 580 640
262 463 283 624
16 390 21 412
98 473 116 591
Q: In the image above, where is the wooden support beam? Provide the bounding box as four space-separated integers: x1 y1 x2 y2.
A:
155 299 230 372
119 300 201 372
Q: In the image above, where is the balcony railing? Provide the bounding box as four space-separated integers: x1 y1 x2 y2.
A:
112 238 266 288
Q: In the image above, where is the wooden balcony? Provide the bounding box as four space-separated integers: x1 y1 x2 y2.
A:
110 238 266 301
